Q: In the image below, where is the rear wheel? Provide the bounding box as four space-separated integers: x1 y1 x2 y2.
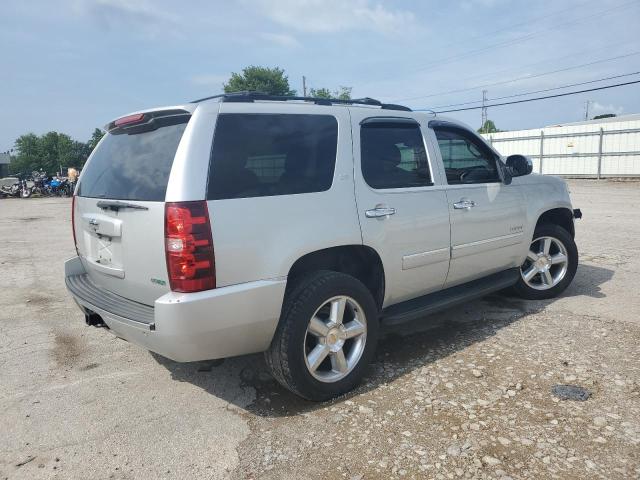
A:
265 271 379 401
513 223 578 300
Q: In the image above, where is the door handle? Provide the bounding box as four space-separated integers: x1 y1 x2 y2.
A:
453 199 476 210
365 207 396 218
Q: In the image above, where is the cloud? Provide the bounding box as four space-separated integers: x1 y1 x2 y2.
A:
190 74 228 89
76 0 179 37
259 32 301 48
591 101 624 116
248 0 417 34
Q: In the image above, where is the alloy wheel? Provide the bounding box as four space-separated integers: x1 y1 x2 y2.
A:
303 295 367 383
520 236 569 290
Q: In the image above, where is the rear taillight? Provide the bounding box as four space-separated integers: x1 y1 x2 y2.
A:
164 201 216 293
71 195 78 255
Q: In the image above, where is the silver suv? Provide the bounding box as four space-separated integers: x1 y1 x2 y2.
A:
65 93 580 401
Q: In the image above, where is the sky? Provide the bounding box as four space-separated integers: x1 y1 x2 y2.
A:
1 0 640 151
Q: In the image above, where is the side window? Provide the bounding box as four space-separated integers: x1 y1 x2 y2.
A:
208 114 338 199
433 127 500 185
361 121 432 189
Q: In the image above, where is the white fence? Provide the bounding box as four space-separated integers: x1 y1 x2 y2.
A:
483 116 640 178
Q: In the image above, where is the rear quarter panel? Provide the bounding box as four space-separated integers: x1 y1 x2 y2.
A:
203 103 362 287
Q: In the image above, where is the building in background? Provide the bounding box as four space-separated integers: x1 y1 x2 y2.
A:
483 114 640 178
0 153 9 178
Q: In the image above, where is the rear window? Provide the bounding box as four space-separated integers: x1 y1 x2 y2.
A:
77 116 189 201
208 114 338 200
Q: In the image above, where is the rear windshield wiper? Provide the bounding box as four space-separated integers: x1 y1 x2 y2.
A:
96 200 149 212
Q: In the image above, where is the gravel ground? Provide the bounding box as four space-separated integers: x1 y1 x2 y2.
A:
0 179 639 479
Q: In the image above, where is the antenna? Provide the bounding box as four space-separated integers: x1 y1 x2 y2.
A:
481 90 488 132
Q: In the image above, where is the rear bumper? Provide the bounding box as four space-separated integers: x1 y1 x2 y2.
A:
64 257 286 362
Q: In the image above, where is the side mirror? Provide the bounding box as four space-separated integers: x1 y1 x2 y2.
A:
506 154 533 177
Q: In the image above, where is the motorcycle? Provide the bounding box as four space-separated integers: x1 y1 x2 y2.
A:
20 178 33 198
30 171 51 196
0 178 28 198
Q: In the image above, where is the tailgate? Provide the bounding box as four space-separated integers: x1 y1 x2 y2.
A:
73 109 191 306
75 197 167 306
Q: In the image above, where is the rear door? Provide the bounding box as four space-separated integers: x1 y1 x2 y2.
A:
74 109 193 306
429 123 526 287
351 110 451 307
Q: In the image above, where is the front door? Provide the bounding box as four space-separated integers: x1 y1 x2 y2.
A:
352 111 451 307
429 123 526 287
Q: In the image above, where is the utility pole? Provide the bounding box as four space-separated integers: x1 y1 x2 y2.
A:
481 90 488 132
584 100 591 121
303 76 307 97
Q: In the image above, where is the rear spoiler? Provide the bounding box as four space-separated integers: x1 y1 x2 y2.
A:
105 109 191 134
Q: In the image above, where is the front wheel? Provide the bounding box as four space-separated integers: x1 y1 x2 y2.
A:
265 271 379 401
513 223 578 300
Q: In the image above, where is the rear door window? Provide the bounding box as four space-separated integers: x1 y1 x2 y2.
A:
360 121 432 189
77 116 189 201
207 114 338 199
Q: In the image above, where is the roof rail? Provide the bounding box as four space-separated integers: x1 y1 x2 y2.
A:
190 91 411 111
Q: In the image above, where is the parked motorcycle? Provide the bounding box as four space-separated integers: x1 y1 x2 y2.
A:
0 178 29 198
0 171 72 199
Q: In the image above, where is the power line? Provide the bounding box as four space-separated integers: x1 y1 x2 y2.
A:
425 79 640 113
430 71 640 109
380 37 639 104
392 0 639 81
437 0 595 51
424 38 639 94
395 50 640 102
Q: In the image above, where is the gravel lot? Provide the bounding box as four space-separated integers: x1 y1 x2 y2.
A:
1 179 639 480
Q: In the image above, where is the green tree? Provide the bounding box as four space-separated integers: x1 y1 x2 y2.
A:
309 86 352 100
478 120 500 134
593 113 616 120
10 133 40 174
223 66 296 96
87 128 105 153
10 131 91 175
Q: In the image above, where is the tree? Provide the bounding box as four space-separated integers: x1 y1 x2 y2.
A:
223 66 296 96
478 120 500 134
309 86 352 100
10 131 92 175
87 128 105 153
10 133 41 174
593 113 616 120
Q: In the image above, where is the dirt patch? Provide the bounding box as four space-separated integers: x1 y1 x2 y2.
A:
52 331 85 368
25 293 56 306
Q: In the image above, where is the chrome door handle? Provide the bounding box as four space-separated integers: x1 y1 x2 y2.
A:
453 199 476 209
365 207 396 218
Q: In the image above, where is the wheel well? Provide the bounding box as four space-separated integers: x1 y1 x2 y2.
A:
288 246 385 309
536 208 575 237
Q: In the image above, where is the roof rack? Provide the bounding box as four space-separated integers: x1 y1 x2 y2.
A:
190 91 412 112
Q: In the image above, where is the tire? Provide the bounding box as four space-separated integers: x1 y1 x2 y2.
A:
513 223 578 300
265 270 379 401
